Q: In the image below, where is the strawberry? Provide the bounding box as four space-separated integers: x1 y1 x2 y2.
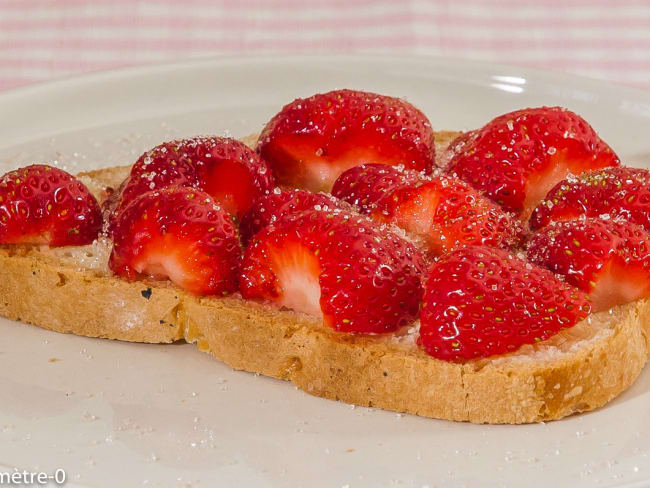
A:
527 218 650 312
530 167 650 230
331 163 420 214
109 187 241 296
240 209 425 333
238 188 347 245
0 164 102 246
439 130 477 169
257 89 435 192
447 107 620 217
419 246 590 361
115 137 273 220
332 164 522 256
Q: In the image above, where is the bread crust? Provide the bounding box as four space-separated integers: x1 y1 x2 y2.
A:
1 130 647 424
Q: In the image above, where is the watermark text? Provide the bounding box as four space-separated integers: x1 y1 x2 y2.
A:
0 469 65 485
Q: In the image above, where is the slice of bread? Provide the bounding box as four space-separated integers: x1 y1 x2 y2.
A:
1 131 647 424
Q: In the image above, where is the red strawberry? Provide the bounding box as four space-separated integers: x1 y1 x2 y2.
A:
115 137 273 220
332 164 522 256
447 107 619 217
527 218 650 312
331 163 420 213
0 164 101 246
530 167 650 230
109 187 241 295
239 188 347 245
419 246 590 361
257 89 435 192
240 209 425 333
439 130 477 168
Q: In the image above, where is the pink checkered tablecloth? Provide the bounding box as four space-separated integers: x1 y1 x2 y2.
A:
0 0 649 92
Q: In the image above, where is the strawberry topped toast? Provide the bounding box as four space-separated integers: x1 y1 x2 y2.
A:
1 89 649 424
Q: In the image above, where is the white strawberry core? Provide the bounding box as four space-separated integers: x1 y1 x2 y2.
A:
135 251 194 289
136 253 183 281
286 144 387 192
524 158 570 218
307 160 346 192
133 235 203 291
270 243 323 318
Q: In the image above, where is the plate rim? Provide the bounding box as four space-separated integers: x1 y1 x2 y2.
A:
1 53 649 103
1 52 650 488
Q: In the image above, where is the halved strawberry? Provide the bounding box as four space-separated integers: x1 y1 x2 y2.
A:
240 209 425 333
109 187 241 295
257 89 435 192
115 137 273 220
332 164 522 256
527 218 650 312
439 130 477 169
530 167 650 230
447 107 620 217
238 188 347 245
331 163 420 214
419 246 590 361
0 164 102 246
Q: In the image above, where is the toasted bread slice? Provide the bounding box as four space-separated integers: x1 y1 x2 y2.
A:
0 131 647 424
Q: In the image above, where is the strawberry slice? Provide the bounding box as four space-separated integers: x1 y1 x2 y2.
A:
527 218 650 312
240 209 425 333
109 187 241 295
530 167 650 230
257 89 435 192
419 246 590 361
0 164 102 246
332 164 522 256
115 137 273 220
447 107 620 217
239 188 347 245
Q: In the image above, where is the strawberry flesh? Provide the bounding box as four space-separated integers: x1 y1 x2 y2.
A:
0 164 102 246
109 187 241 295
240 209 425 333
527 218 650 312
530 167 650 230
263 240 323 317
419 246 590 361
447 107 619 217
257 89 435 192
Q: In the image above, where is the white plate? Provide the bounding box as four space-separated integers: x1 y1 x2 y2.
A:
1 55 650 488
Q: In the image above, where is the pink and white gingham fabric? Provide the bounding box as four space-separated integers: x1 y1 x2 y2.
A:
1 0 649 92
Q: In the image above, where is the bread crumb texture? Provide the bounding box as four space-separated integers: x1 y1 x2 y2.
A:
1 245 648 424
